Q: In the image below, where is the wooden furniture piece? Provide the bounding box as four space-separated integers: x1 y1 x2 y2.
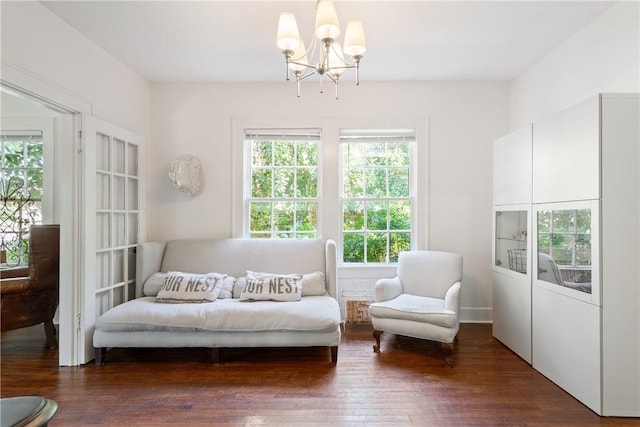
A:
0 396 58 427
369 250 463 366
1 225 60 348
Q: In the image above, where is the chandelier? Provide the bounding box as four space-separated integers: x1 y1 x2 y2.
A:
277 0 366 99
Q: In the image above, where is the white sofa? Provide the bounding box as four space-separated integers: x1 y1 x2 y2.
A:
93 238 340 365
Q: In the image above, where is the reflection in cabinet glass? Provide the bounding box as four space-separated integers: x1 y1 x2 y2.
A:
537 208 592 294
495 210 528 274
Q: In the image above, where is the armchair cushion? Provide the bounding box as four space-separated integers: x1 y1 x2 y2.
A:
369 294 457 328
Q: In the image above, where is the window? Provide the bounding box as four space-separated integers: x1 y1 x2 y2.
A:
245 130 320 238
1 131 44 266
340 130 415 263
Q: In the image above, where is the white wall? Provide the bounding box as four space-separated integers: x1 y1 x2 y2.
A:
150 81 510 322
0 1 150 135
510 1 640 128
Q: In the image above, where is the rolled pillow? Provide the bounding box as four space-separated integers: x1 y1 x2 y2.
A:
156 271 227 303
300 271 327 296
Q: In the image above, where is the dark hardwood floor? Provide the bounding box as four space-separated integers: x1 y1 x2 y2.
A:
1 323 637 426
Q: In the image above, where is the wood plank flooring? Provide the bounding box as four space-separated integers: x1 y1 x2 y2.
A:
1 323 637 426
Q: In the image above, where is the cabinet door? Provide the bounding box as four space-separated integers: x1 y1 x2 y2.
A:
533 95 600 203
493 126 531 205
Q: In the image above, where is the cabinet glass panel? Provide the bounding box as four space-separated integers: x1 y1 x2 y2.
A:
537 208 592 294
495 210 528 274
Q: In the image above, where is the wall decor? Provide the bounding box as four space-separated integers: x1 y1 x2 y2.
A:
168 154 203 197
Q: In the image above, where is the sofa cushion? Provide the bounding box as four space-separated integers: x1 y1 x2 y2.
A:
240 272 302 302
96 296 341 333
369 294 457 328
155 272 226 303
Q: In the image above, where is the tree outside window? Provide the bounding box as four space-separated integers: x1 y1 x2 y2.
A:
341 131 414 263
246 131 320 238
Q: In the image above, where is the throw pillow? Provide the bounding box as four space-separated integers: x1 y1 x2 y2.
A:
218 275 236 299
156 271 226 303
240 271 303 302
301 271 327 296
143 272 167 296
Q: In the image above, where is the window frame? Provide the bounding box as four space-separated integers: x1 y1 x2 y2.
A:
339 130 417 264
243 129 322 239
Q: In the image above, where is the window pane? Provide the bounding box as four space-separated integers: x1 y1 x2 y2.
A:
25 170 43 199
538 210 551 232
251 169 272 198
296 168 317 197
575 234 591 265
387 143 409 166
345 143 366 167
551 234 574 265
252 141 272 166
366 143 386 166
274 141 295 166
366 201 387 230
367 232 388 262
274 168 294 198
96 133 110 171
250 202 272 232
343 168 364 197
388 167 409 197
365 168 386 197
343 233 364 262
4 141 24 166
274 201 294 231
389 232 411 262
297 142 317 166
343 201 364 231
114 138 126 174
295 202 317 233
389 201 411 230
576 209 591 233
26 142 43 168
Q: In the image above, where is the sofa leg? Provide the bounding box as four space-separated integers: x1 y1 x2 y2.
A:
441 342 455 367
95 348 106 366
330 346 338 364
373 330 382 353
210 348 220 364
44 320 57 349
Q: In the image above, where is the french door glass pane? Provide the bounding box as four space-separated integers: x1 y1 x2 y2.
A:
96 173 110 210
113 138 125 174
96 252 110 289
96 133 110 171
113 213 126 247
127 178 138 210
112 249 125 286
96 213 110 250
127 214 138 245
127 143 138 176
113 176 125 210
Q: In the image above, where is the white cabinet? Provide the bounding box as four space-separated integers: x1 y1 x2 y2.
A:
493 126 531 206
492 94 640 416
492 126 533 363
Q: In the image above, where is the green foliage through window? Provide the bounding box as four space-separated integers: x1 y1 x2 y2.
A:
246 131 319 238
341 132 414 263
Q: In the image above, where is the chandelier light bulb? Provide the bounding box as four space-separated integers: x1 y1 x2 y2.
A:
277 12 301 51
344 21 366 57
315 0 340 41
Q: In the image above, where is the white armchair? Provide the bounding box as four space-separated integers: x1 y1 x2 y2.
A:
369 250 463 366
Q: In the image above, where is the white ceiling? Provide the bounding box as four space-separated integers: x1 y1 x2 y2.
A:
41 1 618 83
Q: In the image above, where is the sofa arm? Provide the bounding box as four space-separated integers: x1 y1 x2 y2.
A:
135 241 167 298
444 281 461 313
374 276 403 302
325 239 338 298
1 277 31 295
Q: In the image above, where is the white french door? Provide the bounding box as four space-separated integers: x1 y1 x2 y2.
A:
79 117 144 363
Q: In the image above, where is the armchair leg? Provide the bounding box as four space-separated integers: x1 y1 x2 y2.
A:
95 348 106 366
44 320 57 349
441 342 455 367
373 330 382 353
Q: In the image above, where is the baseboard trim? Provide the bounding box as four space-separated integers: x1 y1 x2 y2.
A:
460 307 492 324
